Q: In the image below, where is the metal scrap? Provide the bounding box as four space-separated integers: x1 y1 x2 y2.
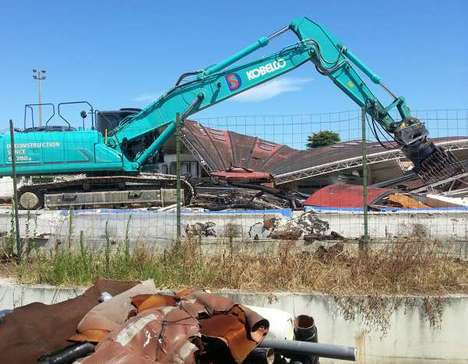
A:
185 222 217 238
385 193 429 209
191 183 304 211
73 288 269 364
0 279 139 364
70 280 158 343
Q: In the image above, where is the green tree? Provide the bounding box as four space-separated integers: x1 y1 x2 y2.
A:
306 130 340 149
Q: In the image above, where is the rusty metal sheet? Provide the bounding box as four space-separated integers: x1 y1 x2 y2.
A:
386 193 429 208
77 290 269 364
79 308 199 364
182 120 298 173
210 167 272 183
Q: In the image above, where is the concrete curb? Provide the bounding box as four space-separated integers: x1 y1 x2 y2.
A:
1 280 467 363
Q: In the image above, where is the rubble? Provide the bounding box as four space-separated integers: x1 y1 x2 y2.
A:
248 212 340 241
176 120 468 213
191 184 304 210
180 120 468 187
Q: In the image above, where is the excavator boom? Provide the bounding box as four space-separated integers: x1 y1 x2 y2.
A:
110 17 461 182
0 16 461 209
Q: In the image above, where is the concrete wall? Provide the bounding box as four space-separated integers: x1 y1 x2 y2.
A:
223 290 468 364
0 208 292 249
0 279 466 364
312 209 468 241
0 208 468 258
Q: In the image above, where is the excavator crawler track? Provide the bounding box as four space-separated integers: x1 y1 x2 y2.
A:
17 175 194 210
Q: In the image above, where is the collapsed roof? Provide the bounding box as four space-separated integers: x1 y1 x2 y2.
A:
180 120 468 185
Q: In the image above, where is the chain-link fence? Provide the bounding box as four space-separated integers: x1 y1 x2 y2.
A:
198 108 468 147
2 108 468 260
190 108 468 257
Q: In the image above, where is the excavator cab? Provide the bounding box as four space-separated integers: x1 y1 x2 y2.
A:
95 108 141 135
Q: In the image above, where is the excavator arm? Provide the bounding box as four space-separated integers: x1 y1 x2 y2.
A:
111 17 461 183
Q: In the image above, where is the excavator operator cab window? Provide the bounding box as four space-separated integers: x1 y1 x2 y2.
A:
96 108 141 137
21 101 95 132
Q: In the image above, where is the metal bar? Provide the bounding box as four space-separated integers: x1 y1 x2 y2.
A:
342 48 381 84
135 94 204 166
267 25 289 40
24 103 55 128
259 339 356 361
9 120 21 262
37 77 42 126
273 140 468 185
361 108 369 246
380 81 398 100
56 101 94 127
202 36 270 76
176 113 182 242
412 170 468 193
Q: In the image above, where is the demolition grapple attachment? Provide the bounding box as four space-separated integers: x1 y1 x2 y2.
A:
395 117 464 185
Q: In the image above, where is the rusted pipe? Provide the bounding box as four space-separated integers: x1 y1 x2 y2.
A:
293 314 319 363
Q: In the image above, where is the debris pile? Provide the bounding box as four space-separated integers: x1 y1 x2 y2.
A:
303 183 468 210
192 182 304 210
0 279 356 363
70 284 268 363
249 212 341 241
178 120 468 212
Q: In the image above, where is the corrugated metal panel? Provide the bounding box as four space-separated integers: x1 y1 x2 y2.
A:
182 120 468 184
182 120 298 172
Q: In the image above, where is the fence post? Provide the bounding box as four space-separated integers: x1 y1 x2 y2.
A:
175 113 182 242
360 108 369 250
9 120 21 262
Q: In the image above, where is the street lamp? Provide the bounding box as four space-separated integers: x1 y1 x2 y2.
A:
32 69 46 126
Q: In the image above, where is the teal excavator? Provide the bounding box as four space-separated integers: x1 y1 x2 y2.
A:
1 17 462 209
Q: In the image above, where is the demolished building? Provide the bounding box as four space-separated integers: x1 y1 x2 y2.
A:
156 120 468 195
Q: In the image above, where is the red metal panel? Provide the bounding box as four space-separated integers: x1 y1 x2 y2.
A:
210 167 273 182
304 183 391 208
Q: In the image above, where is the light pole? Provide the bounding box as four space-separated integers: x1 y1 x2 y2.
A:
32 69 46 126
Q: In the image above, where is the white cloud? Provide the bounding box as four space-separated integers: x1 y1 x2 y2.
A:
133 92 162 103
133 77 312 104
232 77 312 102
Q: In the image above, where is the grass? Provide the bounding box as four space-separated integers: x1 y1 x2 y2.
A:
6 237 468 296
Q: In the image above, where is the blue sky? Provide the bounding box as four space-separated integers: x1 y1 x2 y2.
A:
1 0 467 130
